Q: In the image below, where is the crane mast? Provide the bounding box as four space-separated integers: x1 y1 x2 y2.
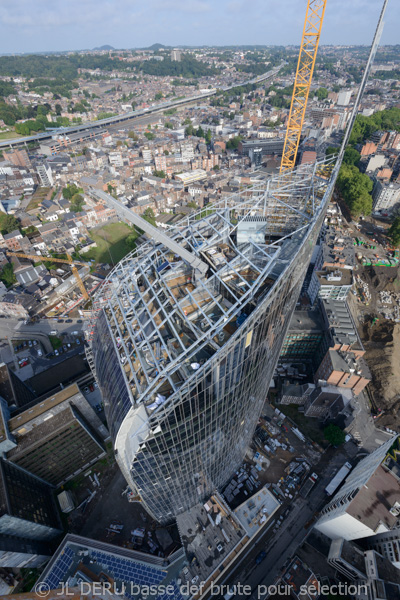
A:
280 0 327 173
6 251 90 302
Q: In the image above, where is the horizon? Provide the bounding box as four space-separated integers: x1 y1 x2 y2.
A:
0 0 397 54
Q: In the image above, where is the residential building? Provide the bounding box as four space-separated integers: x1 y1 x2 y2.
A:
171 50 181 62
2 149 31 168
367 527 400 569
321 298 365 356
314 347 371 395
372 181 400 214
315 435 400 540
337 90 352 106
308 267 353 304
36 163 54 187
3 230 23 252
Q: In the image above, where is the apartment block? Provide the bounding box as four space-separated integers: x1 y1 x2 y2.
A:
316 435 400 540
314 347 371 395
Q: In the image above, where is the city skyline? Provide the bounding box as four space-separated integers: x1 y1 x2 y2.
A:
0 0 397 54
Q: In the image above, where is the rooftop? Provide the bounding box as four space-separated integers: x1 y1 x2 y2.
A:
321 298 364 350
233 484 280 536
176 494 246 585
348 464 400 533
39 533 186 600
8 383 80 430
288 309 326 333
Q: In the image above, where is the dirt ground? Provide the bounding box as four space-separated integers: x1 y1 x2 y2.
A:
349 265 400 429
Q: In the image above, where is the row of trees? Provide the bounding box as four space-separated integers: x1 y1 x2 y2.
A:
140 55 218 79
349 107 400 146
328 109 400 220
184 124 212 143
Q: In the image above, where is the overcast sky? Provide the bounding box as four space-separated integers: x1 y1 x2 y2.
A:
0 0 397 54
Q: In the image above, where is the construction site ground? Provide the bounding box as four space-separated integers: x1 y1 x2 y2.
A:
337 212 400 430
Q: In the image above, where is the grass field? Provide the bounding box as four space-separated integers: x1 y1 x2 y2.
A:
85 222 138 265
0 130 23 140
26 186 51 211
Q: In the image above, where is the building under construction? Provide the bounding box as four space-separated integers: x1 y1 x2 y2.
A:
86 158 339 523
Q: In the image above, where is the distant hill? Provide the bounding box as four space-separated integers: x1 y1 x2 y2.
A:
93 45 115 51
147 43 168 51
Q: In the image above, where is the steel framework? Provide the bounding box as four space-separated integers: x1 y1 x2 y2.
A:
280 0 327 173
87 158 337 523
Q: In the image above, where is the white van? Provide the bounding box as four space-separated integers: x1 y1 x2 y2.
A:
50 330 57 336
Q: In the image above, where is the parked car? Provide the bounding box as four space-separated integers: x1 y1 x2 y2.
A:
28 341 32 347
37 349 43 357
33 340 37 345
54 349 59 356
63 345 68 352
57 319 64 323
77 319 83 323
255 551 266 565
84 387 89 394
89 384 94 392
19 359 29 368
66 319 73 323
76 339 80 344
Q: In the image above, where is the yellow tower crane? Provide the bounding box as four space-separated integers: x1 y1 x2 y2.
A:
7 251 90 302
280 0 327 173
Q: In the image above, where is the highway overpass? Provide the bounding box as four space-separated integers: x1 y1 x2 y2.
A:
0 63 284 150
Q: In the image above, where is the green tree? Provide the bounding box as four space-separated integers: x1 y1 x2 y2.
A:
0 214 19 234
128 131 138 141
164 149 169 156
62 184 81 200
343 147 361 166
323 424 346 446
125 233 138 251
154 92 163 101
196 126 205 138
337 164 373 217
55 103 62 116
70 194 84 212
142 208 157 227
153 170 166 178
205 129 212 144
226 136 242 150
388 217 400 247
185 124 194 137
315 87 328 101
0 263 16 287
144 131 155 141
213 164 220 171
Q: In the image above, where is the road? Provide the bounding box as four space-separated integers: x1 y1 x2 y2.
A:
204 450 354 600
0 64 284 149
0 317 86 378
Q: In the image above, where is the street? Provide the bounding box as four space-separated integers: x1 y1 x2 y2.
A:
203 447 356 600
0 317 86 379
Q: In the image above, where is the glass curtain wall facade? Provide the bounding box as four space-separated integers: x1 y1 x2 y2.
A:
88 159 337 524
